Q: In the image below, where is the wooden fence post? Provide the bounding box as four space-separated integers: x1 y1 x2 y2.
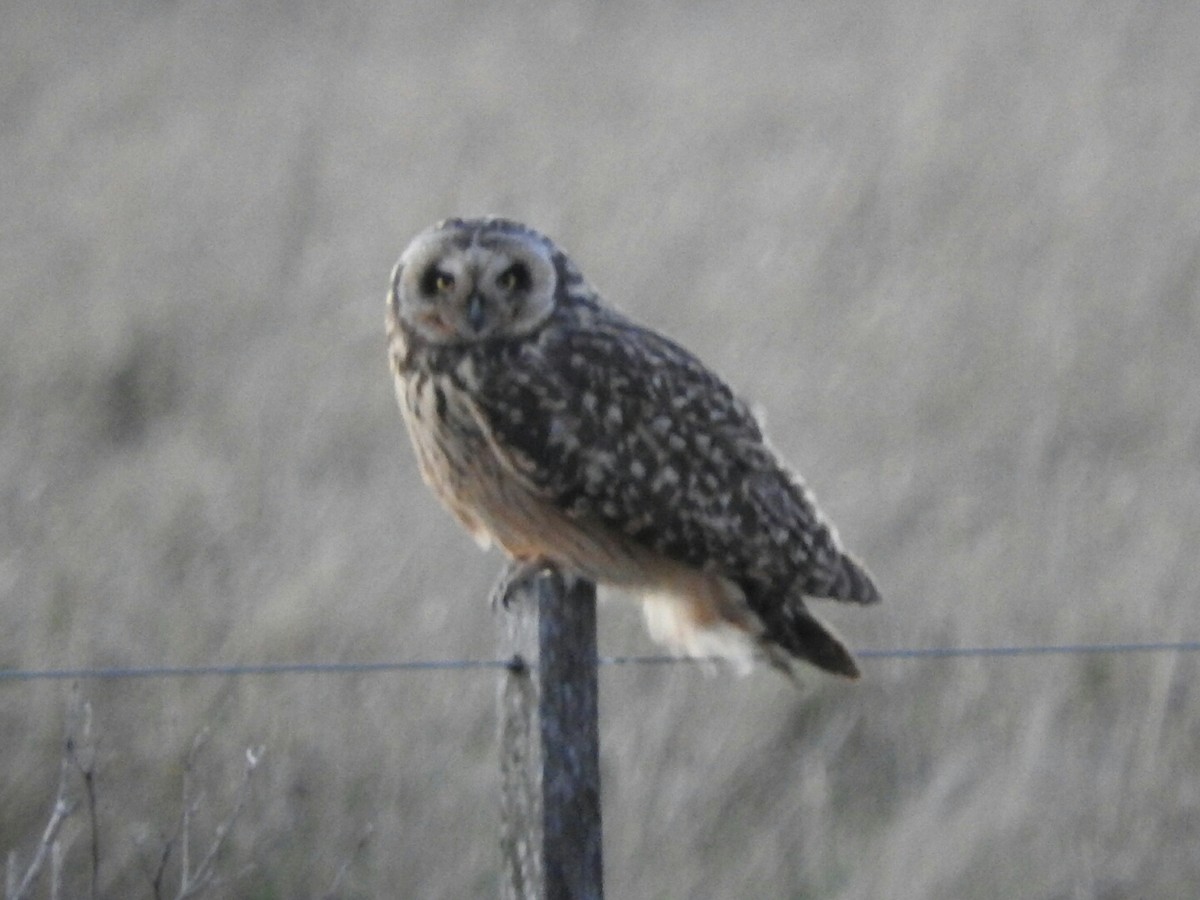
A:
498 571 603 900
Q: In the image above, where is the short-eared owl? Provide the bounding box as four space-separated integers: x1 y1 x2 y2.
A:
386 217 879 678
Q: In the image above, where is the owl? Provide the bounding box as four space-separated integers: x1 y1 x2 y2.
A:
386 217 879 678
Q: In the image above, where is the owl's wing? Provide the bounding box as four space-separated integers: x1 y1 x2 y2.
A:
471 310 878 606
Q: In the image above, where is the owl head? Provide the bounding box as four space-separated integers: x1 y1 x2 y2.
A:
390 217 561 345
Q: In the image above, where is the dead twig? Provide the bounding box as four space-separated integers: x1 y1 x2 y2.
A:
8 797 74 900
9 688 95 900
65 700 99 900
175 744 264 900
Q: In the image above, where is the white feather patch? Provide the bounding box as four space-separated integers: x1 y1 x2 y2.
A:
641 591 758 675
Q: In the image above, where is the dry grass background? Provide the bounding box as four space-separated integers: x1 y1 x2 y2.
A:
2 0 1199 897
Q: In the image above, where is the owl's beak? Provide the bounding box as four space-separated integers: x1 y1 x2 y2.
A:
465 292 488 333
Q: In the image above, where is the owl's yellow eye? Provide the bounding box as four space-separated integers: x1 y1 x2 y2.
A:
496 263 531 292
419 266 456 296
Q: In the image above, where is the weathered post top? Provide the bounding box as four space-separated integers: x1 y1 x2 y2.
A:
498 571 603 900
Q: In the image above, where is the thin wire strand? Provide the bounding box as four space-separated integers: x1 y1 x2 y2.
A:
2 640 1198 682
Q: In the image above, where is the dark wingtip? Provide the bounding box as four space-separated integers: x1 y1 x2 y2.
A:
769 604 864 680
834 554 883 606
812 635 863 680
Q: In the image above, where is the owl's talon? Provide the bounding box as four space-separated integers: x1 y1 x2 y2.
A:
490 558 557 610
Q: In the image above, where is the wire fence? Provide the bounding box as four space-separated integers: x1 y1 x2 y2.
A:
2 640 1198 682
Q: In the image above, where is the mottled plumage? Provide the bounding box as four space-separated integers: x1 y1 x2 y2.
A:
387 217 879 678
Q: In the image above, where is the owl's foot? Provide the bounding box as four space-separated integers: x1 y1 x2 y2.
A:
490 557 562 609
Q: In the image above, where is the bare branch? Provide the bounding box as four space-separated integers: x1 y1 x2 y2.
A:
9 688 96 900
174 745 264 900
10 797 75 900
147 830 175 900
177 727 211 900
65 700 98 900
